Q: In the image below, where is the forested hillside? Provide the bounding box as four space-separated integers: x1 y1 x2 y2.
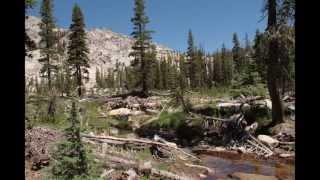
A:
25 0 295 180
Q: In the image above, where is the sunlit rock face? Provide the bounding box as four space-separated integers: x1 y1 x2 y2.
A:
25 16 179 88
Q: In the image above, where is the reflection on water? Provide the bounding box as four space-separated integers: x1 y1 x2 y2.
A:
200 155 294 180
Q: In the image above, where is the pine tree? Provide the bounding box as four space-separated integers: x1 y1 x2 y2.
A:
26 0 37 9
221 44 233 85
253 29 267 83
95 67 102 88
178 55 188 90
197 47 208 88
207 56 214 88
186 30 197 89
244 33 251 52
146 45 157 90
160 58 168 89
67 4 90 97
38 0 58 90
106 68 115 89
52 101 88 179
129 0 153 96
167 57 178 90
232 33 242 73
153 60 162 89
213 50 223 85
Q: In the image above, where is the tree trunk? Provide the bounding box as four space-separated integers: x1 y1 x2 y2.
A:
77 66 82 97
47 54 51 90
266 0 284 127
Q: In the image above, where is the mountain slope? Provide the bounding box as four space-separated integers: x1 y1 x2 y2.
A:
25 16 178 89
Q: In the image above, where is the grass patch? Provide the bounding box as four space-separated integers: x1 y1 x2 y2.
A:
156 162 170 171
198 86 232 98
136 148 152 160
230 83 268 97
151 111 186 129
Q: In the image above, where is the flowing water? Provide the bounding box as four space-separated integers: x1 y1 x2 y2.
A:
199 154 294 180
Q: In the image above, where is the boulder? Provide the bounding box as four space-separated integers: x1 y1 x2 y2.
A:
144 102 160 109
258 135 279 147
108 108 132 117
126 168 138 180
265 99 272 110
237 147 246 154
228 172 278 180
270 122 295 138
139 161 152 175
109 127 119 135
214 146 226 151
241 103 251 112
131 110 145 116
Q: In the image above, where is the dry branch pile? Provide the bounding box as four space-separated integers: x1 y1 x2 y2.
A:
25 127 62 170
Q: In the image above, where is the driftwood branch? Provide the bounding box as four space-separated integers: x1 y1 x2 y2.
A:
151 169 193 180
81 134 201 161
184 163 214 174
279 141 295 145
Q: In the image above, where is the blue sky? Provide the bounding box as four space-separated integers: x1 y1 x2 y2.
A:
28 0 267 53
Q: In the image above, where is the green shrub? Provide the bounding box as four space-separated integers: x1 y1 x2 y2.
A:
151 111 186 129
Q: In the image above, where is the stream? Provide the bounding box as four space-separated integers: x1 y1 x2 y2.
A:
198 153 294 180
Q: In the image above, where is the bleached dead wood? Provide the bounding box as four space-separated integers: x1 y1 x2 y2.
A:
246 134 273 156
184 163 214 174
151 169 193 180
278 141 295 145
150 91 173 96
81 133 201 161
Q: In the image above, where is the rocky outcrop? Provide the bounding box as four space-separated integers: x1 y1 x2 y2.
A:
25 16 178 89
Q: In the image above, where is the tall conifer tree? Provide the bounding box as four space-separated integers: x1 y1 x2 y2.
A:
129 0 153 96
38 0 58 90
67 4 90 97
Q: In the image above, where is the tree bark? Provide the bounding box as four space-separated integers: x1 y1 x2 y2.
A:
77 66 82 97
47 54 52 90
266 0 284 127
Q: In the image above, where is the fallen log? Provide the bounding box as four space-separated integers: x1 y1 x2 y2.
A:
248 134 274 153
189 112 232 122
150 91 173 96
81 133 201 161
278 141 295 145
151 169 193 180
246 139 273 157
184 163 214 174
